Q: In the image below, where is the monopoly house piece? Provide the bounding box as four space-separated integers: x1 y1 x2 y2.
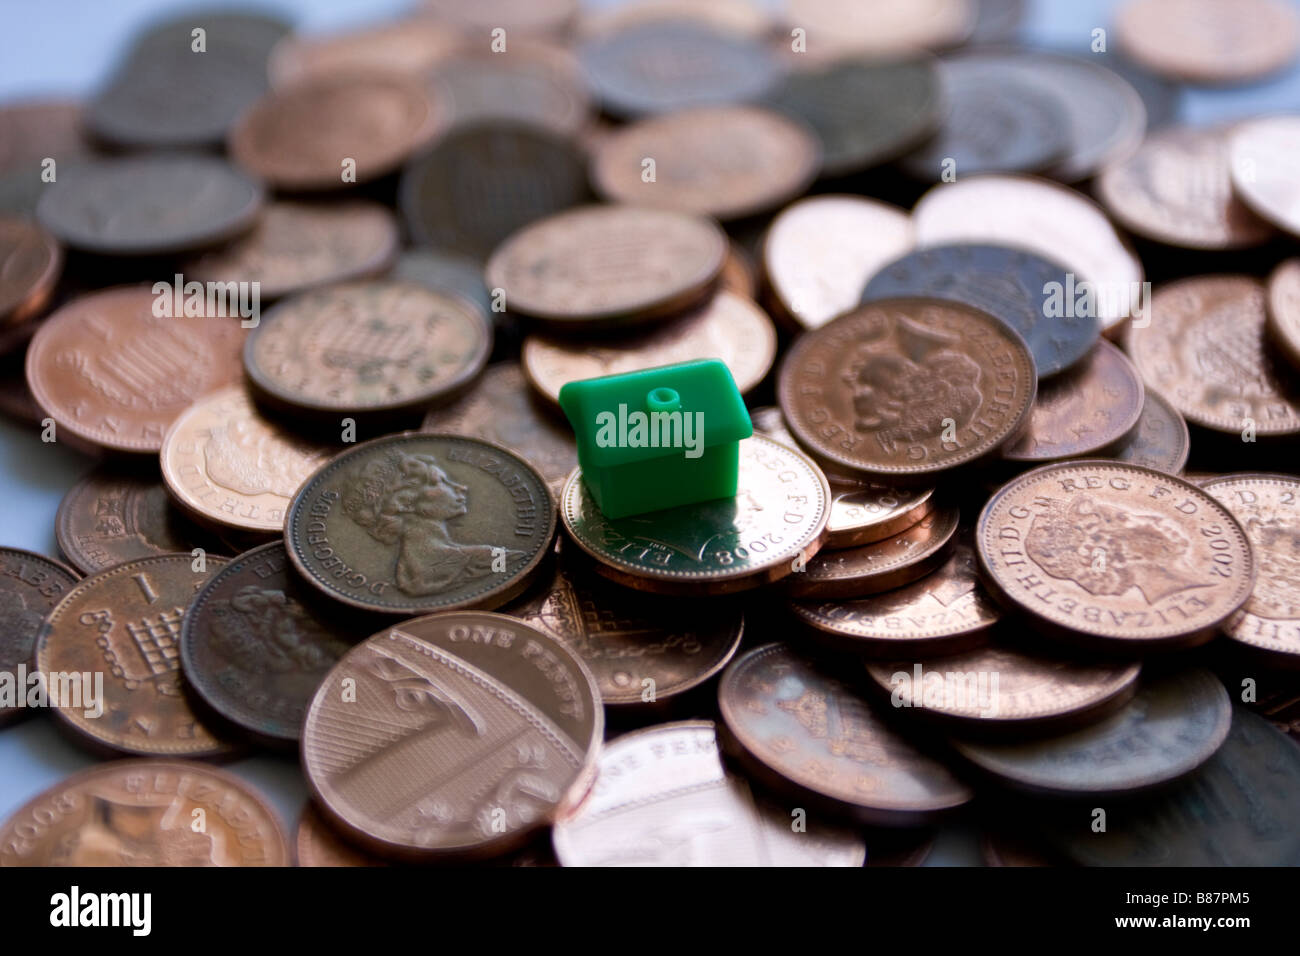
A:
558 359 753 518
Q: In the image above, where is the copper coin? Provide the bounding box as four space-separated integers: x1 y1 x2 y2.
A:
789 539 1000 657
784 504 959 600
295 802 384 867
419 0 578 36
160 386 335 535
865 645 1140 731
952 668 1230 796
229 74 440 192
1201 474 1300 664
428 42 591 137
750 406 937 548
0 99 90 174
0 548 79 727
560 435 830 597
720 242 758 299
181 542 354 746
718 643 973 825
1115 0 1300 85
1267 258 1300 370
1105 389 1190 476
56 466 227 575
35 554 236 758
590 106 820 222
912 175 1145 334
762 195 914 331
36 155 263 256
1229 116 1300 239
0 759 288 866
553 720 865 866
778 298 1037 480
421 363 576 497
1096 125 1274 250
1001 341 1144 462
977 460 1256 651
301 610 601 860
1126 275 1300 437
505 546 743 707
244 280 491 419
485 204 727 327
522 291 776 404
26 287 246 454
781 0 975 58
268 19 460 87
0 217 61 328
286 433 555 616
182 200 399 302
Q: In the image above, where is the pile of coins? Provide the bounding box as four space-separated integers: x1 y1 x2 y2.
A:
1 0 1300 868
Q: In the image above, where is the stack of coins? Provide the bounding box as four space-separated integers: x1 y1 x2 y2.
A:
2 0 1300 869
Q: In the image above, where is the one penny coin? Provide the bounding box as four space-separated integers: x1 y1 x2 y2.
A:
1266 258 1300 370
268 19 460 88
0 548 79 727
0 217 61 328
295 802 384 867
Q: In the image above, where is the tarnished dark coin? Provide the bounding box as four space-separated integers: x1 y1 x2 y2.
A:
765 55 943 178
390 247 492 317
1229 117 1300 239
553 720 865 866
579 20 776 118
56 466 228 575
35 554 236 758
245 280 491 420
861 244 1098 379
181 542 354 746
422 363 576 497
1001 341 1144 462
1105 389 1190 475
977 461 1255 651
286 433 555 616
718 643 973 825
0 99 91 174
506 545 742 707
182 200 399 302
778 298 1037 480
295 803 385 867
0 548 79 727
789 539 1000 657
485 204 726 328
301 611 600 860
952 668 1229 795
784 505 959 599
590 106 820 222
400 124 588 262
1267 258 1300 370
560 435 830 596
429 42 590 137
268 18 459 88
36 155 263 256
0 759 289 867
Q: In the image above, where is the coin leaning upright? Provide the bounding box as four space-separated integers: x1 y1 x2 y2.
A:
285 433 556 616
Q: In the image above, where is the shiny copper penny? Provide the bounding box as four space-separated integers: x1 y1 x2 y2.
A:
301 611 601 860
229 73 440 191
0 217 61 328
285 433 556 616
560 435 830 596
553 720 865 866
0 99 89 174
522 291 776 405
245 280 491 419
1002 340 1144 462
718 643 973 825
789 539 1000 657
485 204 726 327
1229 117 1300 238
1267 258 1300 370
762 195 913 331
1096 125 1274 250
590 106 820 222
505 544 743 707
0 760 287 866
35 554 235 758
952 668 1231 796
295 802 384 867
0 548 79 727
784 504 959 599
419 0 578 36
182 200 399 302
1105 389 1190 476
1202 474 1300 664
161 386 334 535
865 645 1140 731
26 287 246 454
977 460 1256 650
1115 0 1300 85
778 298 1037 480
781 0 974 58
268 19 460 88
1126 275 1300 437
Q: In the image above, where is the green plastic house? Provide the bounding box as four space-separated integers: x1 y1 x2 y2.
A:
558 359 753 518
